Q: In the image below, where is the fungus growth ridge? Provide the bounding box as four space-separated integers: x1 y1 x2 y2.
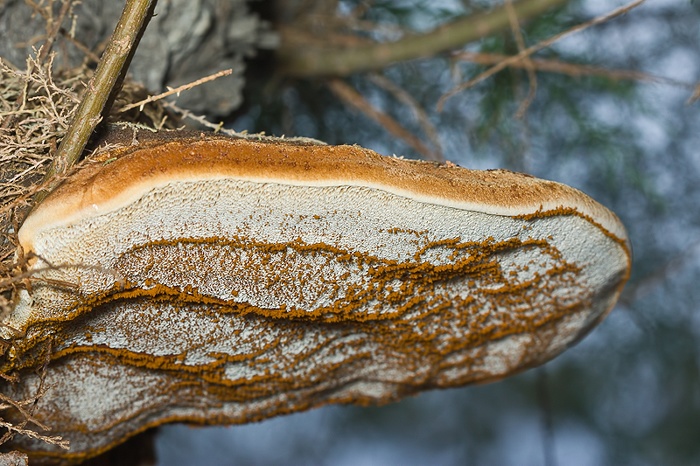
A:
0 135 631 463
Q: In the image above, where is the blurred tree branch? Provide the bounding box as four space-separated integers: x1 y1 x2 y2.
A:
438 0 645 110
450 51 695 89
278 0 568 77
328 79 442 162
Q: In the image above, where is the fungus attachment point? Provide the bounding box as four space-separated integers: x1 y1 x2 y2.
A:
2 135 630 463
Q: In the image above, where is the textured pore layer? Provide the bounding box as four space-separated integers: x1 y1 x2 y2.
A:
1 136 631 463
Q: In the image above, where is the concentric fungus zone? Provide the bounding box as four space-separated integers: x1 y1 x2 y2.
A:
0 137 631 463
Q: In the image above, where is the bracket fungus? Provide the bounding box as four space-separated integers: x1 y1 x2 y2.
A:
0 135 630 463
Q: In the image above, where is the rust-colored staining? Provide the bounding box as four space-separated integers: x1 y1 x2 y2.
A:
0 135 631 463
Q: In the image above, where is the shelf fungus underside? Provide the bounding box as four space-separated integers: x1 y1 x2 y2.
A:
0 137 631 462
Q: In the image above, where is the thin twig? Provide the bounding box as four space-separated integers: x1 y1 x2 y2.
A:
0 419 69 449
688 85 700 104
36 0 74 63
451 51 697 90
119 69 233 112
0 341 69 449
58 28 101 64
505 0 538 118
22 0 101 64
37 0 156 203
438 0 646 110
162 102 243 136
368 74 443 160
328 79 441 161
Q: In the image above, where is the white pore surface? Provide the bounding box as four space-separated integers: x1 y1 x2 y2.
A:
5 179 628 457
13 180 626 327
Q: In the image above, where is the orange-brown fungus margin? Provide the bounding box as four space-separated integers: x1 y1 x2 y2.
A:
1 134 631 464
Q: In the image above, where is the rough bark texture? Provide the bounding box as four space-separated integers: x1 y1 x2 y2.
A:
0 0 275 116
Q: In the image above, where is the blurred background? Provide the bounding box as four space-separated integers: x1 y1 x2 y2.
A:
3 0 699 464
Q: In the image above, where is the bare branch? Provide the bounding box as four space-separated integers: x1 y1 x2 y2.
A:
36 0 74 64
452 51 697 90
279 0 569 77
368 74 443 160
119 69 232 112
438 0 646 110
328 79 442 162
